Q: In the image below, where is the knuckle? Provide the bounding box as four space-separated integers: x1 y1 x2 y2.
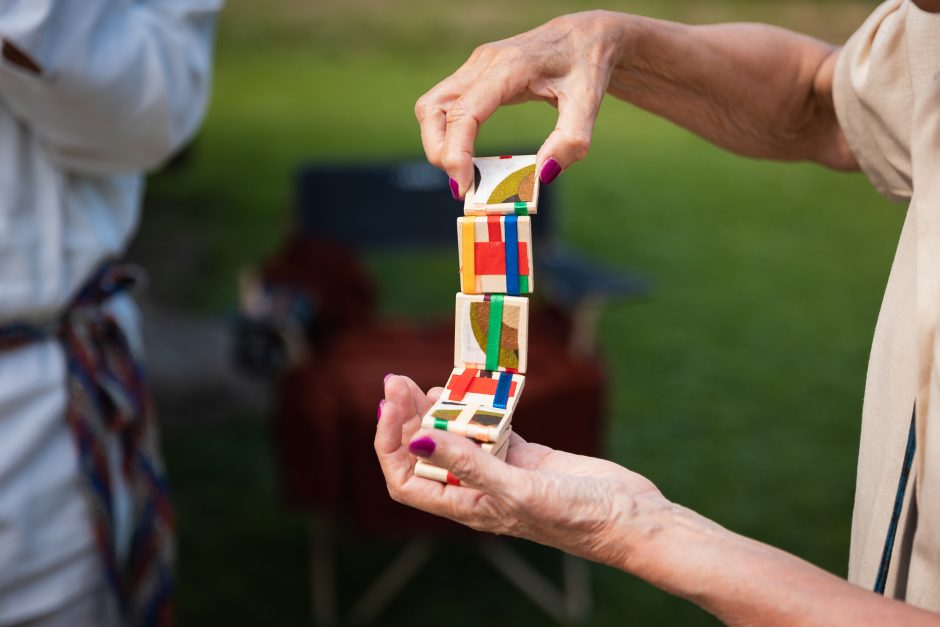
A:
469 43 494 61
444 99 471 125
448 449 478 483
567 132 592 159
440 150 466 174
414 96 430 120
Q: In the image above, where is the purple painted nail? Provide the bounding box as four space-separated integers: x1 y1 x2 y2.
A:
409 436 436 458
377 399 385 422
384 373 394 385
539 158 562 185
448 177 461 200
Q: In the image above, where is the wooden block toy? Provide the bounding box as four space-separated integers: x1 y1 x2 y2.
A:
464 155 540 216
421 396 514 443
411 155 537 485
414 461 461 485
457 216 534 295
440 367 526 413
491 433 510 461
454 293 529 374
482 427 512 458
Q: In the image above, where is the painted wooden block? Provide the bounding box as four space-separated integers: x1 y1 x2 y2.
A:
482 427 512 459
414 461 460 485
453 293 528 374
420 396 514 443
464 155 540 216
457 216 534 295
439 367 526 413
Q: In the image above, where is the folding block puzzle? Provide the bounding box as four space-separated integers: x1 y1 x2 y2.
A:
457 216 534 295
439 367 525 413
453 293 528 374
414 155 537 484
464 155 540 216
421 397 513 443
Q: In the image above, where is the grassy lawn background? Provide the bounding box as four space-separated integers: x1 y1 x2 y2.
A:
148 1 905 624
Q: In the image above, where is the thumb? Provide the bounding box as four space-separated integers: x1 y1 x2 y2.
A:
536 78 603 185
408 429 518 493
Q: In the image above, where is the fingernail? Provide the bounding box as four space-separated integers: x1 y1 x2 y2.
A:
384 373 394 385
377 399 385 422
448 177 461 201
409 436 436 458
539 158 562 185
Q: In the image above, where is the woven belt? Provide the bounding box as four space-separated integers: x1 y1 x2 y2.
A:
0 263 175 627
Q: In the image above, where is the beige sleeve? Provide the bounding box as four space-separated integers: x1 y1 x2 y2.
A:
832 0 913 202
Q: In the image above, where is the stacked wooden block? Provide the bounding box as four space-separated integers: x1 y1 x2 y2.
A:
416 155 539 484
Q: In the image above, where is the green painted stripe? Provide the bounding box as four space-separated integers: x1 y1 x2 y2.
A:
519 275 529 294
513 202 528 216
485 294 504 371
433 418 449 430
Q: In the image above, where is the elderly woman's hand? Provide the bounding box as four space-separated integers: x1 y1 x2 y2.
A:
415 10 629 199
375 375 670 566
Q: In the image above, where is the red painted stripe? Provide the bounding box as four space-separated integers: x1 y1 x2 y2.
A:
487 216 502 242
447 367 478 401
446 472 461 485
474 242 530 275
499 155 512 159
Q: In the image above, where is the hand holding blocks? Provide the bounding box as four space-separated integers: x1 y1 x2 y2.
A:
416 156 540 483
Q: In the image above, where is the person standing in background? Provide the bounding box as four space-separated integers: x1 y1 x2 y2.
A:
0 2 219 625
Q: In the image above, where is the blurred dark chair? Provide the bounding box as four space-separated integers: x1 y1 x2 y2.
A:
234 159 649 626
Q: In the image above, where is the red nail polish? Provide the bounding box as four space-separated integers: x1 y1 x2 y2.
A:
448 177 461 201
409 436 436 458
539 158 562 185
377 399 385 422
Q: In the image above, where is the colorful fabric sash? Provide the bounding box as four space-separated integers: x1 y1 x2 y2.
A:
0 264 175 627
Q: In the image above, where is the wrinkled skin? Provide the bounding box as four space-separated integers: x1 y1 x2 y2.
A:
375 375 667 567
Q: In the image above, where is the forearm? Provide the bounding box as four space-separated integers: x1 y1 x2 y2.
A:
613 494 938 625
604 13 856 170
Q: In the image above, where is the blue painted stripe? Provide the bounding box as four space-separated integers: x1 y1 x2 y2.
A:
874 408 916 594
504 216 520 295
493 371 513 409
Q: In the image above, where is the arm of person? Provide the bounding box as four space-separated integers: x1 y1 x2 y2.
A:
416 11 857 198
376 376 940 626
0 0 219 174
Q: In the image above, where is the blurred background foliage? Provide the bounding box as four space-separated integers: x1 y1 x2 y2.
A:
143 0 903 625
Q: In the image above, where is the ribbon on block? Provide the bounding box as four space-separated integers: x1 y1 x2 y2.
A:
460 218 476 293
493 371 513 409
504 216 520 295
485 294 504 371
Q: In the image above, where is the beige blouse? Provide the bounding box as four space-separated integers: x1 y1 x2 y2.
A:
834 0 940 609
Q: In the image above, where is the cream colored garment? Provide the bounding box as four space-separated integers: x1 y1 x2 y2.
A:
834 0 940 609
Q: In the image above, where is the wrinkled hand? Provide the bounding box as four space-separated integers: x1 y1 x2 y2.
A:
415 11 629 198
375 375 668 566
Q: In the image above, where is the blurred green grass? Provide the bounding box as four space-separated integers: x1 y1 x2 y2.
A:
151 1 905 625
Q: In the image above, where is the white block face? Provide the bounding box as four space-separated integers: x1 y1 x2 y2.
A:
463 155 540 216
453 293 529 374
